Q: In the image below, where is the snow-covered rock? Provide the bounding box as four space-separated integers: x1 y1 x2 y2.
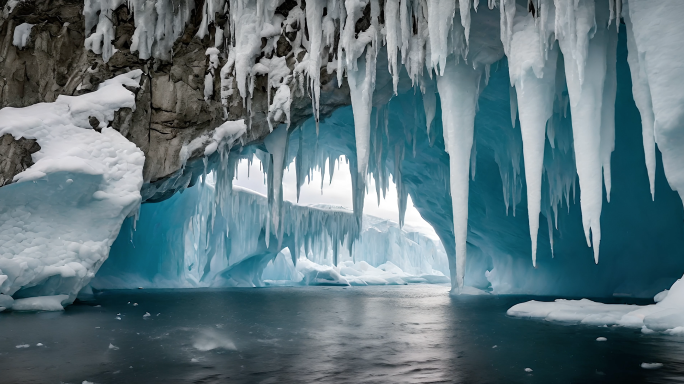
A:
0 71 145 304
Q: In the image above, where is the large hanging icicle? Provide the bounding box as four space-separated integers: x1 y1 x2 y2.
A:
623 6 655 201
555 0 609 264
264 125 289 247
341 0 379 219
303 0 325 122
437 59 482 289
627 0 684 208
508 9 558 267
599 27 619 202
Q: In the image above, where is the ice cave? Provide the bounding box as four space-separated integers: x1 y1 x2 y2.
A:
1 0 684 382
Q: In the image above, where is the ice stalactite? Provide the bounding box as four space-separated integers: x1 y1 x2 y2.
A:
426 0 458 76
627 0 684 207
437 59 482 289
555 0 610 264
127 0 194 61
342 0 379 220
83 0 121 63
508 8 558 266
303 0 325 123
600 27 618 202
384 0 401 95
623 11 655 200
264 125 289 248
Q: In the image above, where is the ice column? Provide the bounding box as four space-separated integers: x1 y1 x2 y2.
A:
437 59 482 289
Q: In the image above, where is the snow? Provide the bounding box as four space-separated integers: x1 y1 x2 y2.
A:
0 71 144 304
12 295 69 311
508 274 684 333
12 23 33 49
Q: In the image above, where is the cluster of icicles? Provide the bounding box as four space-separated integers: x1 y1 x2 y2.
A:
84 0 684 290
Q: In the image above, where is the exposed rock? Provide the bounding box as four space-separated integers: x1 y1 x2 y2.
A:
0 133 40 187
0 0 352 198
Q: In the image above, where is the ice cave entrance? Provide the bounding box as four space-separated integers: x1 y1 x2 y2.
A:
94 150 452 290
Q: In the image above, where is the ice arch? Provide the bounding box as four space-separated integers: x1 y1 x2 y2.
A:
98 28 684 297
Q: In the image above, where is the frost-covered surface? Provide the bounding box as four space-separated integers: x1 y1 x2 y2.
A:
508 276 684 334
0 71 145 305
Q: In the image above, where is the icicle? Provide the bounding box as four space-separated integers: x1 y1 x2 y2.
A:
423 78 437 135
508 11 559 266
600 27 618 202
427 0 457 75
295 128 305 202
557 0 608 264
385 0 401 94
395 144 408 227
436 58 482 290
624 10 655 201
509 85 518 128
347 48 377 219
305 0 325 123
459 0 472 46
264 125 289 247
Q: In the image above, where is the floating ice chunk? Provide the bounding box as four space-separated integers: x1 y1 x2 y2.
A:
133 303 138 306
641 363 663 370
12 295 69 312
116 317 121 320
109 343 119 350
36 343 43 347
191 358 200 363
524 368 532 372
0 294 14 311
12 23 33 49
15 344 29 349
596 337 607 341
143 312 151 318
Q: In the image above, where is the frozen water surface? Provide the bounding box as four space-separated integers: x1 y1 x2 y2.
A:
0 285 682 384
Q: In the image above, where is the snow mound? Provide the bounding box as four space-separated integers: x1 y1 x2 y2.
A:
12 294 69 311
0 70 145 304
508 276 684 333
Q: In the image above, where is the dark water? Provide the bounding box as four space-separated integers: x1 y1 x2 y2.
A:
1 285 683 383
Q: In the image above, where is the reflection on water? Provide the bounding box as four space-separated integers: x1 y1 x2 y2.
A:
0 285 683 383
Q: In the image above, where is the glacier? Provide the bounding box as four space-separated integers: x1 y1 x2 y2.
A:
0 0 683 320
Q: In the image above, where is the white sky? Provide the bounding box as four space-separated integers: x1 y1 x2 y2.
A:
233 156 439 239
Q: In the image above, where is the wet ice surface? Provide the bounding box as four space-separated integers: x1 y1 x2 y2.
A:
0 285 683 383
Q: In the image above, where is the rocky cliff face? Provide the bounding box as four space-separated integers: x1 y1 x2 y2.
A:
0 0 351 197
